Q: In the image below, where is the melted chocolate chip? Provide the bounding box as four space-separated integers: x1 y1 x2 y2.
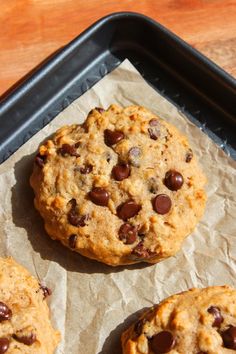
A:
89 187 109 206
128 147 141 167
164 170 184 191
148 119 160 140
119 223 137 244
0 338 9 354
134 318 147 337
58 144 80 157
0 302 12 322
131 242 154 259
79 215 89 226
39 284 52 299
207 306 223 327
150 331 176 354
74 142 81 148
35 153 46 168
148 128 159 140
95 107 105 114
68 209 80 226
68 199 88 227
112 163 130 181
80 164 93 174
69 234 77 249
13 332 36 346
68 210 88 227
185 149 193 163
152 194 172 215
69 198 76 208
104 129 124 146
117 200 141 221
222 326 236 349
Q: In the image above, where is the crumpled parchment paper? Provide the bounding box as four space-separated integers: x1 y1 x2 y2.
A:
0 59 235 354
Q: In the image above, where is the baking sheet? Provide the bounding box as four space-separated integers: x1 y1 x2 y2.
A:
0 59 235 354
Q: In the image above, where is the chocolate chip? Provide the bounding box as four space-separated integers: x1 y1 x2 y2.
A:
80 164 93 174
152 194 172 215
207 306 223 327
13 332 36 346
149 119 159 126
185 149 193 163
0 338 9 354
119 223 137 244
68 209 80 226
39 284 52 299
0 302 12 322
69 234 77 248
117 200 141 221
68 200 88 227
69 198 77 208
68 210 87 227
164 170 184 191
89 187 109 206
131 242 154 259
104 129 124 146
148 128 159 140
35 153 46 168
95 107 105 114
222 326 236 349
134 318 147 337
58 144 80 157
197 352 207 354
148 119 160 140
112 163 130 181
128 147 141 167
150 331 176 354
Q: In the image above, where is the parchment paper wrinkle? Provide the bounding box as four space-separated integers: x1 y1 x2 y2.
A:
0 59 235 354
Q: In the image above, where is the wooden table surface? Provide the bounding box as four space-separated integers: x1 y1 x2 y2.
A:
1 0 236 97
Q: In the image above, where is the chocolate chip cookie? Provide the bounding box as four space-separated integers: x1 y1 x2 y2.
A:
30 104 206 266
122 286 236 354
0 257 60 353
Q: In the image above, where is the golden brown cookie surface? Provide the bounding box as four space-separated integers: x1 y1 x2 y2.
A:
30 104 206 266
0 257 60 353
122 286 236 354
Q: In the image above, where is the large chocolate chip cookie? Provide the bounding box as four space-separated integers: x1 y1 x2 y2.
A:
30 105 206 266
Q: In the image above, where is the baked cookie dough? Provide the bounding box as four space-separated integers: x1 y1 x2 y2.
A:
30 104 206 266
121 286 236 354
0 257 60 353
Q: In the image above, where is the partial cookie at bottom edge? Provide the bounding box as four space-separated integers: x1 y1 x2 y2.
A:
122 286 236 354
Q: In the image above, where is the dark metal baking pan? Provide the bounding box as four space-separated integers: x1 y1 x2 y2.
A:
0 12 236 164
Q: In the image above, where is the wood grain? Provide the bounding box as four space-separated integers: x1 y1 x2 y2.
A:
1 0 236 96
